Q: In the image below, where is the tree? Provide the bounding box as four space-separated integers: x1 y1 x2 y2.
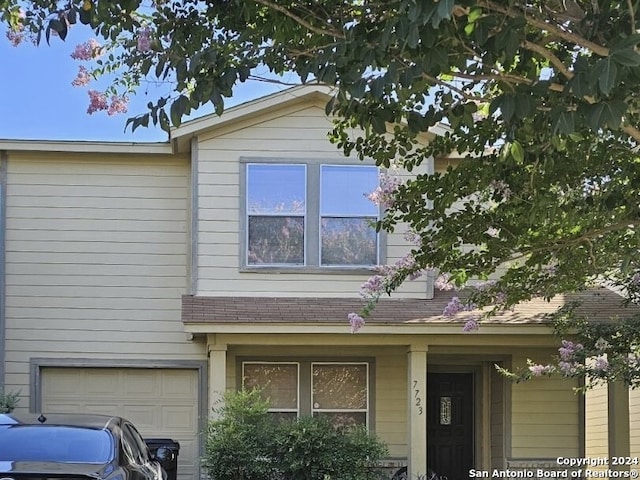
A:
3 0 640 387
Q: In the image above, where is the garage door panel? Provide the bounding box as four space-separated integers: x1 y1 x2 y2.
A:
162 406 197 431
124 371 159 396
162 372 197 396
42 367 199 480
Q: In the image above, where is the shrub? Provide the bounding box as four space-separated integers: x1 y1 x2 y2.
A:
202 389 276 480
0 390 20 413
272 415 388 480
202 389 388 480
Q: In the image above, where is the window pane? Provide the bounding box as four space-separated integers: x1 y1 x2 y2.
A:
321 165 378 216
248 216 304 265
243 363 298 410
312 364 367 410
320 217 377 266
247 164 306 214
314 412 367 428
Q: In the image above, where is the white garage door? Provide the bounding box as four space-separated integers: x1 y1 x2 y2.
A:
41 367 199 480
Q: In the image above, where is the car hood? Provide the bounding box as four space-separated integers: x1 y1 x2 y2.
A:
0 460 112 478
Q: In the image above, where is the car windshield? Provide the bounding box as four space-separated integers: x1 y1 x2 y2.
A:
0 426 113 463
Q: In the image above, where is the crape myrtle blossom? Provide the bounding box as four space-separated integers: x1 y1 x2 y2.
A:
71 39 102 60
348 313 365 334
593 355 609 372
72 66 91 87
559 340 584 362
528 363 556 377
5 8 25 46
107 94 128 116
462 317 479 332
434 273 456 291
137 26 152 53
366 171 402 209
87 90 128 116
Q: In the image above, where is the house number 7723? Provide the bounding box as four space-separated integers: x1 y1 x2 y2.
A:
412 380 424 415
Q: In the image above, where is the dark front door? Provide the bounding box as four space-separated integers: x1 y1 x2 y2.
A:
427 372 474 480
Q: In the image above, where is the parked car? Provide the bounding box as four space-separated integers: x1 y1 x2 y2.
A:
0 412 173 480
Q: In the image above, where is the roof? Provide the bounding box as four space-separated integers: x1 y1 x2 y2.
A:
182 287 639 328
0 139 172 155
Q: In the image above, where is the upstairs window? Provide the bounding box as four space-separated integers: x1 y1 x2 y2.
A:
243 160 380 270
320 165 378 266
246 164 306 266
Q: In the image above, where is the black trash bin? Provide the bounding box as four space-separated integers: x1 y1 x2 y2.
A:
145 438 180 480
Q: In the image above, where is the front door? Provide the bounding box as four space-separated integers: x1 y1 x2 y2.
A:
427 372 474 480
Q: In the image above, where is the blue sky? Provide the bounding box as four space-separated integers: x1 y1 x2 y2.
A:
0 26 288 142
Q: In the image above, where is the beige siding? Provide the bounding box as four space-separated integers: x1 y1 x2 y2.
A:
376 350 408 457
3 152 203 402
491 366 505 469
510 353 580 458
630 388 640 458
196 104 429 298
585 382 609 459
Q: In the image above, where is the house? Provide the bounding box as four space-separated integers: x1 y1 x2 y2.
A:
0 84 638 480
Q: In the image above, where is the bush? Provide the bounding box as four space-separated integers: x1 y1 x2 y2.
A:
273 415 388 480
202 389 276 480
0 391 20 413
202 390 388 480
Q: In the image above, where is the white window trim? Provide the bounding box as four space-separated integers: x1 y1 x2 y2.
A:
311 361 369 426
242 361 301 417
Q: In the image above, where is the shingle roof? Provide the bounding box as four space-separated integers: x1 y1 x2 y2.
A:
182 287 639 326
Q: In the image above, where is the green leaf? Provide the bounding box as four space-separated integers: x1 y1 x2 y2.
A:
596 58 618 95
501 95 515 122
510 141 525 163
67 8 77 25
552 111 575 135
370 116 387 134
611 48 640 67
79 8 92 25
170 95 189 127
159 109 170 133
585 101 627 130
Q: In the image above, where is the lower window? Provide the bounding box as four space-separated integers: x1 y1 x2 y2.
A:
242 361 370 427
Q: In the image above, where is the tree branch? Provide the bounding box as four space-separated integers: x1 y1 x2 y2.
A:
478 0 610 57
250 0 345 39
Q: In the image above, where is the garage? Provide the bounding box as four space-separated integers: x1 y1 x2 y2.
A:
41 367 200 480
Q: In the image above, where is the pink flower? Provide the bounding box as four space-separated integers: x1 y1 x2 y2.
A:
529 364 555 376
558 361 579 376
107 95 128 116
137 26 152 53
6 29 24 47
348 313 365 334
71 39 102 60
593 355 608 372
462 317 479 332
359 275 385 300
558 340 583 361
87 90 108 114
367 172 402 209
434 273 456 291
72 66 91 87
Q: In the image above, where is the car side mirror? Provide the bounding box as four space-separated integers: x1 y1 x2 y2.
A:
153 447 175 463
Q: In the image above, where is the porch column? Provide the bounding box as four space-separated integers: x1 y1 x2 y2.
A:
608 381 630 471
408 343 428 478
207 339 227 419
